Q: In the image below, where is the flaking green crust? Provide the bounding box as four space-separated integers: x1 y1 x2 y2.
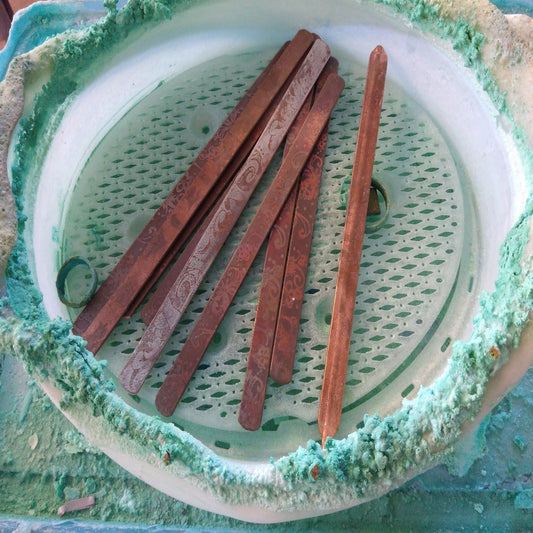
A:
0 0 532 514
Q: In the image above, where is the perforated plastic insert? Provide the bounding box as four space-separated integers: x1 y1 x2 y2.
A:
60 47 479 460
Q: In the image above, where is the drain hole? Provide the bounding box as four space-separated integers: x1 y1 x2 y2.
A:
206 325 229 354
315 295 335 335
338 177 390 233
440 336 452 352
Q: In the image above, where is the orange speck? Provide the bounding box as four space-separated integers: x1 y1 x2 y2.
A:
310 464 319 480
489 346 500 360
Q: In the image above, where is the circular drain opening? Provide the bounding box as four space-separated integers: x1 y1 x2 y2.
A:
56 47 479 460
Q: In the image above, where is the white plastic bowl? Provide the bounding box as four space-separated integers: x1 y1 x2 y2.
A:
0 0 532 523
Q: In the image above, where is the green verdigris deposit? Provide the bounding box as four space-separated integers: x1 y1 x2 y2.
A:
0 0 532 516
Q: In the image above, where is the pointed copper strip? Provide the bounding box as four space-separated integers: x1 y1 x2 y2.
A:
125 41 294 319
318 46 387 447
119 39 332 395
72 29 316 354
139 44 305 325
155 73 345 417
238 58 338 431
269 58 338 386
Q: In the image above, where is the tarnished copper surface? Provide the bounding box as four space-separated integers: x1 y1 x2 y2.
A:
139 43 305 325
269 58 338 387
236 92 312 432
318 46 387 447
72 29 315 354
125 42 293 319
239 58 338 431
267 125 329 384
155 73 345 417
119 39 332 395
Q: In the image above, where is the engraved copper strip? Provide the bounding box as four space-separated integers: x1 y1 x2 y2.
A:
124 42 293 319
269 58 339 387
238 58 338 431
119 40 332 395
236 96 311 432
139 46 303 325
267 124 330 385
141 77 302 326
155 73 345 417
72 29 315 353
318 46 387 447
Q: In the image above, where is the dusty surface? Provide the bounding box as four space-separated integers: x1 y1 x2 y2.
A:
1 354 532 530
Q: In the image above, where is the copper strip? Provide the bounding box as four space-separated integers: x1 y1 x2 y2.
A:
139 44 305 325
238 58 338 431
155 73 345 417
318 46 387 447
269 58 339 386
119 39 332 395
72 29 315 354
236 98 310 432
268 125 330 384
367 186 381 215
124 41 293 319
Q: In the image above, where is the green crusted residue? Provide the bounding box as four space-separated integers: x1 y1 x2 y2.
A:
1 0 532 513
0 316 251 484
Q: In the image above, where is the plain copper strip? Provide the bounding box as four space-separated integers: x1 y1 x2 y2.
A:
154 73 345 417
124 41 293 319
269 58 339 387
318 46 387 447
238 58 338 431
72 29 315 354
119 40 332 395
